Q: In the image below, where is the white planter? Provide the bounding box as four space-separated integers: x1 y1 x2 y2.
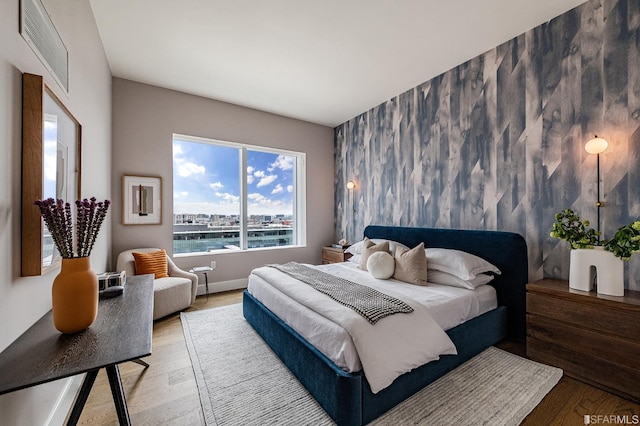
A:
569 247 624 296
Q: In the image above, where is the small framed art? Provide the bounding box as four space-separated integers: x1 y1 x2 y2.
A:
122 175 162 225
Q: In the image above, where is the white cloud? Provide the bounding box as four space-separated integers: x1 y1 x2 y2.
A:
173 144 184 155
174 191 189 199
254 170 266 178
257 174 278 188
176 161 205 177
215 192 240 203
287 185 293 193
248 193 266 202
209 182 223 190
247 174 254 184
248 193 286 210
271 184 284 194
246 166 254 174
174 201 239 216
269 155 294 171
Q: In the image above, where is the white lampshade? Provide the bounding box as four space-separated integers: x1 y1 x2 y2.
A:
585 137 608 154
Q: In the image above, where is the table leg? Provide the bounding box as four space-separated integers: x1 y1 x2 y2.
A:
131 358 150 368
203 272 209 300
106 364 131 426
66 369 99 425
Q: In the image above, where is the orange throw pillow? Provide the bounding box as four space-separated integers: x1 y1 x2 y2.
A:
132 249 169 279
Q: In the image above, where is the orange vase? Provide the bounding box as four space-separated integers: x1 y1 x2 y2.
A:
52 257 99 334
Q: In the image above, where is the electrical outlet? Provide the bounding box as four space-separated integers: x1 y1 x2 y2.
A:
210 260 216 269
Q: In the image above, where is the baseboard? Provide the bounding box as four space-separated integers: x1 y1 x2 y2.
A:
198 278 247 295
45 374 84 426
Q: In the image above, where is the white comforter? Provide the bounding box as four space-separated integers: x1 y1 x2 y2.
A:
251 264 457 394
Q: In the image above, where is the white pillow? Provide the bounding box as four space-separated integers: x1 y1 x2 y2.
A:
427 270 495 290
347 254 361 264
366 252 395 279
359 239 389 270
425 248 501 281
346 239 409 255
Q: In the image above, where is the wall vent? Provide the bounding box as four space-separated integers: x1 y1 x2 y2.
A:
20 0 69 93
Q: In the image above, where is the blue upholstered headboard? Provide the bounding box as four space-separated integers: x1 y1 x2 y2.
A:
364 225 528 341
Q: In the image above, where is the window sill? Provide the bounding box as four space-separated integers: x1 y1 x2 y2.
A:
174 244 308 258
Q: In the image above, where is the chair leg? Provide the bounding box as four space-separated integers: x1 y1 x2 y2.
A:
131 358 150 368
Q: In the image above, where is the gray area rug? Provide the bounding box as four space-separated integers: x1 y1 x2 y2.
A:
181 303 562 426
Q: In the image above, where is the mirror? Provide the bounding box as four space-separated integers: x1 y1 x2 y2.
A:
22 73 81 276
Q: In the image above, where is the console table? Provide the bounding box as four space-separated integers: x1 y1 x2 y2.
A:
0 274 154 425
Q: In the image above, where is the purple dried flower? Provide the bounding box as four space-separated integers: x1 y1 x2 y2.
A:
35 197 111 259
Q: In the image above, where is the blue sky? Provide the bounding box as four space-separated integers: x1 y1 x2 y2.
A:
173 137 294 216
43 120 58 200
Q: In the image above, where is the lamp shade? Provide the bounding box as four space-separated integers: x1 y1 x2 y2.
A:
585 137 608 155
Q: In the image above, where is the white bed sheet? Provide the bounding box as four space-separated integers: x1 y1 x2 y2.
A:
247 261 497 373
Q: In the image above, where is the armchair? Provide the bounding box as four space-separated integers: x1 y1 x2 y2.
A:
116 248 198 320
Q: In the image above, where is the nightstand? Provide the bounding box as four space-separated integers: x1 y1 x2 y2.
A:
526 278 640 403
322 246 352 264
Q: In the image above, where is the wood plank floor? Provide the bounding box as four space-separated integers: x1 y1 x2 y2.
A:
78 290 640 425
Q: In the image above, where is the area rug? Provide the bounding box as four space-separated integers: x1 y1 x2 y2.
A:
181 303 562 426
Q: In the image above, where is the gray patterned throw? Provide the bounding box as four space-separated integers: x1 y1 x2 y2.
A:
267 262 413 324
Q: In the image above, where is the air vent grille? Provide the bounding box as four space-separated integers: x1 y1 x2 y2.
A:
21 0 69 92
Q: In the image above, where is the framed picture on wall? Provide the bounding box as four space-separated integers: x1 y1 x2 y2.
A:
122 175 162 225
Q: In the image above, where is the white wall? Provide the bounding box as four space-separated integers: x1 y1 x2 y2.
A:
0 0 111 423
111 78 335 282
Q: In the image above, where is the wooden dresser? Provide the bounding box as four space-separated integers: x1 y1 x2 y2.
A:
526 278 640 403
321 246 352 264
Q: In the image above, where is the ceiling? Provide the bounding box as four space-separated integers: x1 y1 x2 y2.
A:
89 0 587 128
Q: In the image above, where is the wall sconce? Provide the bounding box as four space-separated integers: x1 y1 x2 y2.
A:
346 180 356 214
585 135 608 237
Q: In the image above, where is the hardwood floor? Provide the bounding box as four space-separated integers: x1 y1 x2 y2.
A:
496 341 640 425
77 290 243 426
78 290 640 425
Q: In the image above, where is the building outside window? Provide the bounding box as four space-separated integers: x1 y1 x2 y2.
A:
172 134 306 255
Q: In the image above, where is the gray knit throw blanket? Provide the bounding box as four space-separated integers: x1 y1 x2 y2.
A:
267 262 413 325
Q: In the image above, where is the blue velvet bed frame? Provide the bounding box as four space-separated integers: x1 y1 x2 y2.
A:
243 226 528 425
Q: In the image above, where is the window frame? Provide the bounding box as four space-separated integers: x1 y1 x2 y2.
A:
172 133 306 256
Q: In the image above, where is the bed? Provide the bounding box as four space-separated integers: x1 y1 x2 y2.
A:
243 225 528 425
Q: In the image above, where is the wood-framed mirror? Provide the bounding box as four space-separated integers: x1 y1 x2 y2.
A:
22 73 82 276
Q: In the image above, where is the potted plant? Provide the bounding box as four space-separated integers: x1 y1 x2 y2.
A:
549 209 600 249
604 221 640 261
35 197 110 333
550 209 638 296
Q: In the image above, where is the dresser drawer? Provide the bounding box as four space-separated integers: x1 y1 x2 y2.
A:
526 278 640 404
527 337 640 403
527 292 640 342
527 314 640 371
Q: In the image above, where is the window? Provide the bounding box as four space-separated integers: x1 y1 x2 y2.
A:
172 134 306 254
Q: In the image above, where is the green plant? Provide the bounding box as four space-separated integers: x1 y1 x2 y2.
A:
550 209 600 249
604 221 640 261
550 209 640 260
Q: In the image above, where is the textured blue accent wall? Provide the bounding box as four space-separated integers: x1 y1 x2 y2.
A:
334 0 640 288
